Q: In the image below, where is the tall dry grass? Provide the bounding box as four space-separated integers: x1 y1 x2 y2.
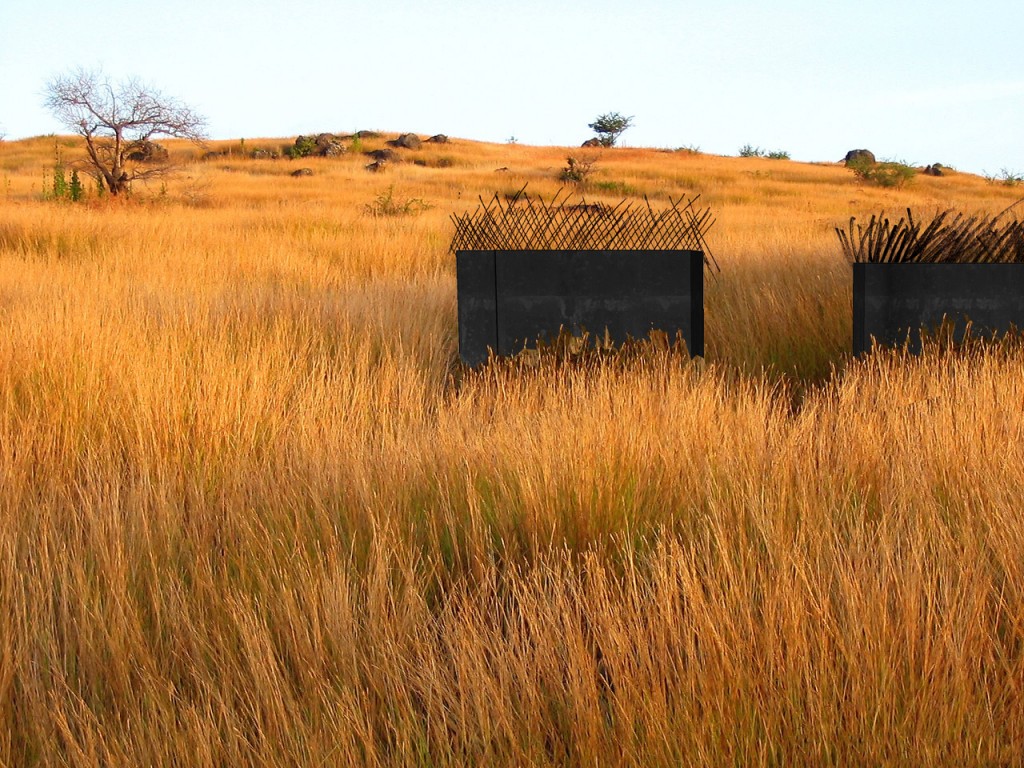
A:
2 134 1024 765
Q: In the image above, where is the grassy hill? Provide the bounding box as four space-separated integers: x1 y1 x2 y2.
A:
1 134 1023 765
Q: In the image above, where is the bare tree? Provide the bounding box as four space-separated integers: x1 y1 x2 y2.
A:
43 69 206 196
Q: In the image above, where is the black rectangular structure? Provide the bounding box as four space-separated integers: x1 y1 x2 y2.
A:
853 263 1024 354
457 250 704 366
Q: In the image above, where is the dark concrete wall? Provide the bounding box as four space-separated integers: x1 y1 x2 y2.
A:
853 263 1024 354
456 251 498 367
457 250 704 366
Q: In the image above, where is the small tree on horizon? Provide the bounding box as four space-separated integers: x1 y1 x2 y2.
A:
588 112 634 148
43 68 207 196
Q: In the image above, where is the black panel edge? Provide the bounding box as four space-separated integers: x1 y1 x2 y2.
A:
690 252 704 357
852 262 866 355
456 250 497 367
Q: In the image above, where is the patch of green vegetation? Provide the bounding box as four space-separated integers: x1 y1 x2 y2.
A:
848 157 917 188
364 185 430 217
559 155 597 185
984 168 1023 187
285 135 318 159
591 180 641 196
740 145 790 160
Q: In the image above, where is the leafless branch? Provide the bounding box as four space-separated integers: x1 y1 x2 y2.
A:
43 68 207 196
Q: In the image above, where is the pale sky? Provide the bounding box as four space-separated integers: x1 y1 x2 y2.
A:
1 0 1021 175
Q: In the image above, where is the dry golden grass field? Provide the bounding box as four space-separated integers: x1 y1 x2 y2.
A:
2 133 1024 766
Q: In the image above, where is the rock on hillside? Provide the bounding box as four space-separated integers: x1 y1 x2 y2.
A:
126 140 169 162
843 149 875 166
368 148 400 163
315 133 346 156
291 134 347 158
389 133 422 150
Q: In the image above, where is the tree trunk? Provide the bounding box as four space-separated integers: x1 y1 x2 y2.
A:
111 174 129 196
83 132 122 195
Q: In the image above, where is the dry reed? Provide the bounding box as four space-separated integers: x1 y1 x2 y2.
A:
1 134 1023 765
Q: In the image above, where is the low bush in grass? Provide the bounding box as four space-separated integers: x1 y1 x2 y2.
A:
740 145 790 160
364 185 430 217
848 157 917 188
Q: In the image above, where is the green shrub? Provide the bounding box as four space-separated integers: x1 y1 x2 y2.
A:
68 170 84 202
985 168 1023 187
559 155 598 185
592 180 640 196
364 185 429 217
46 143 85 202
286 135 318 159
51 162 68 200
740 145 789 160
849 157 916 188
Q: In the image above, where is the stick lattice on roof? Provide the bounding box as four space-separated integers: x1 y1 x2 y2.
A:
837 203 1024 264
450 186 718 270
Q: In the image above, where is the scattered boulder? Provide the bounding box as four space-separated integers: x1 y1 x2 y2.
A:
581 138 603 148
251 148 279 160
125 140 170 162
413 157 454 169
426 134 450 144
291 168 314 177
389 133 422 150
316 133 346 156
368 148 399 163
844 149 876 166
494 167 510 173
923 163 945 177
291 134 347 158
365 161 386 173
353 130 382 139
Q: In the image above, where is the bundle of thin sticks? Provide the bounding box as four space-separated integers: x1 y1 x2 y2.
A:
837 203 1024 264
451 186 717 270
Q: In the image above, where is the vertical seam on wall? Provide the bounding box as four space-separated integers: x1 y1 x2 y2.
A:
695 252 705 356
491 250 500 358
